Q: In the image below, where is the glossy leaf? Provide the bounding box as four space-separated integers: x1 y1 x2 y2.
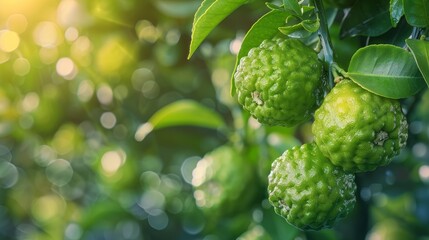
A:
406 39 429 87
403 0 429 27
340 0 392 38
230 10 289 95
302 19 320 32
347 45 425 99
283 0 302 16
188 0 248 58
389 0 404 27
135 100 226 141
368 19 413 47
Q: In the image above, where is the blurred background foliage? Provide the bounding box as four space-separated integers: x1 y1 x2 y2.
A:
0 0 428 239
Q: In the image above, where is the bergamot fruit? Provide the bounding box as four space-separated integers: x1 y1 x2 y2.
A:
268 143 356 231
234 37 323 126
312 80 408 173
192 145 256 217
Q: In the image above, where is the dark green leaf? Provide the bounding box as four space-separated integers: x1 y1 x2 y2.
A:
340 0 392 37
389 0 404 27
403 0 429 27
347 44 425 99
230 10 289 95
368 18 413 47
283 0 302 16
406 39 429 87
188 0 249 59
135 100 226 141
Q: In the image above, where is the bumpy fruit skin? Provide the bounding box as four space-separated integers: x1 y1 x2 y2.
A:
268 143 356 231
192 145 255 217
234 37 323 126
312 80 408 173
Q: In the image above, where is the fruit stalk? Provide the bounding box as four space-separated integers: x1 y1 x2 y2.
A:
312 0 335 90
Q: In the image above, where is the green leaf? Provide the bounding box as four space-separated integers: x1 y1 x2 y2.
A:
188 0 249 59
340 0 392 38
389 0 404 27
278 22 305 35
403 0 429 27
135 100 226 141
279 25 313 38
283 0 302 16
230 10 289 95
302 19 320 32
406 39 429 87
368 19 413 47
347 44 425 99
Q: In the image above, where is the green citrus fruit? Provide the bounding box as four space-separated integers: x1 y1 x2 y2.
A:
268 143 356 231
234 37 323 126
312 80 408 173
192 145 255 217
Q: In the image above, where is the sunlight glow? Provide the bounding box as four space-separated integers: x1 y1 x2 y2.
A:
0 30 20 52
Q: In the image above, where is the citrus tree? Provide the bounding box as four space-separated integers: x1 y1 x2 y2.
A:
155 0 429 238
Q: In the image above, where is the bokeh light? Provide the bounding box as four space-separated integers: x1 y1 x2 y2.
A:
100 149 126 176
33 21 63 48
0 30 20 52
13 57 31 76
0 161 18 188
7 14 28 33
56 57 77 79
45 159 74 186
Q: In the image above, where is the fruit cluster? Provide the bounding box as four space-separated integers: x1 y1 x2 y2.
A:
234 36 409 230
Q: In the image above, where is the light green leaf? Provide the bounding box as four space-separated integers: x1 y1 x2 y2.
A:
188 0 249 59
403 0 429 27
301 19 320 32
230 10 289 95
341 0 392 37
347 44 425 99
278 22 305 35
283 0 301 16
135 100 226 141
406 39 429 87
389 0 404 27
